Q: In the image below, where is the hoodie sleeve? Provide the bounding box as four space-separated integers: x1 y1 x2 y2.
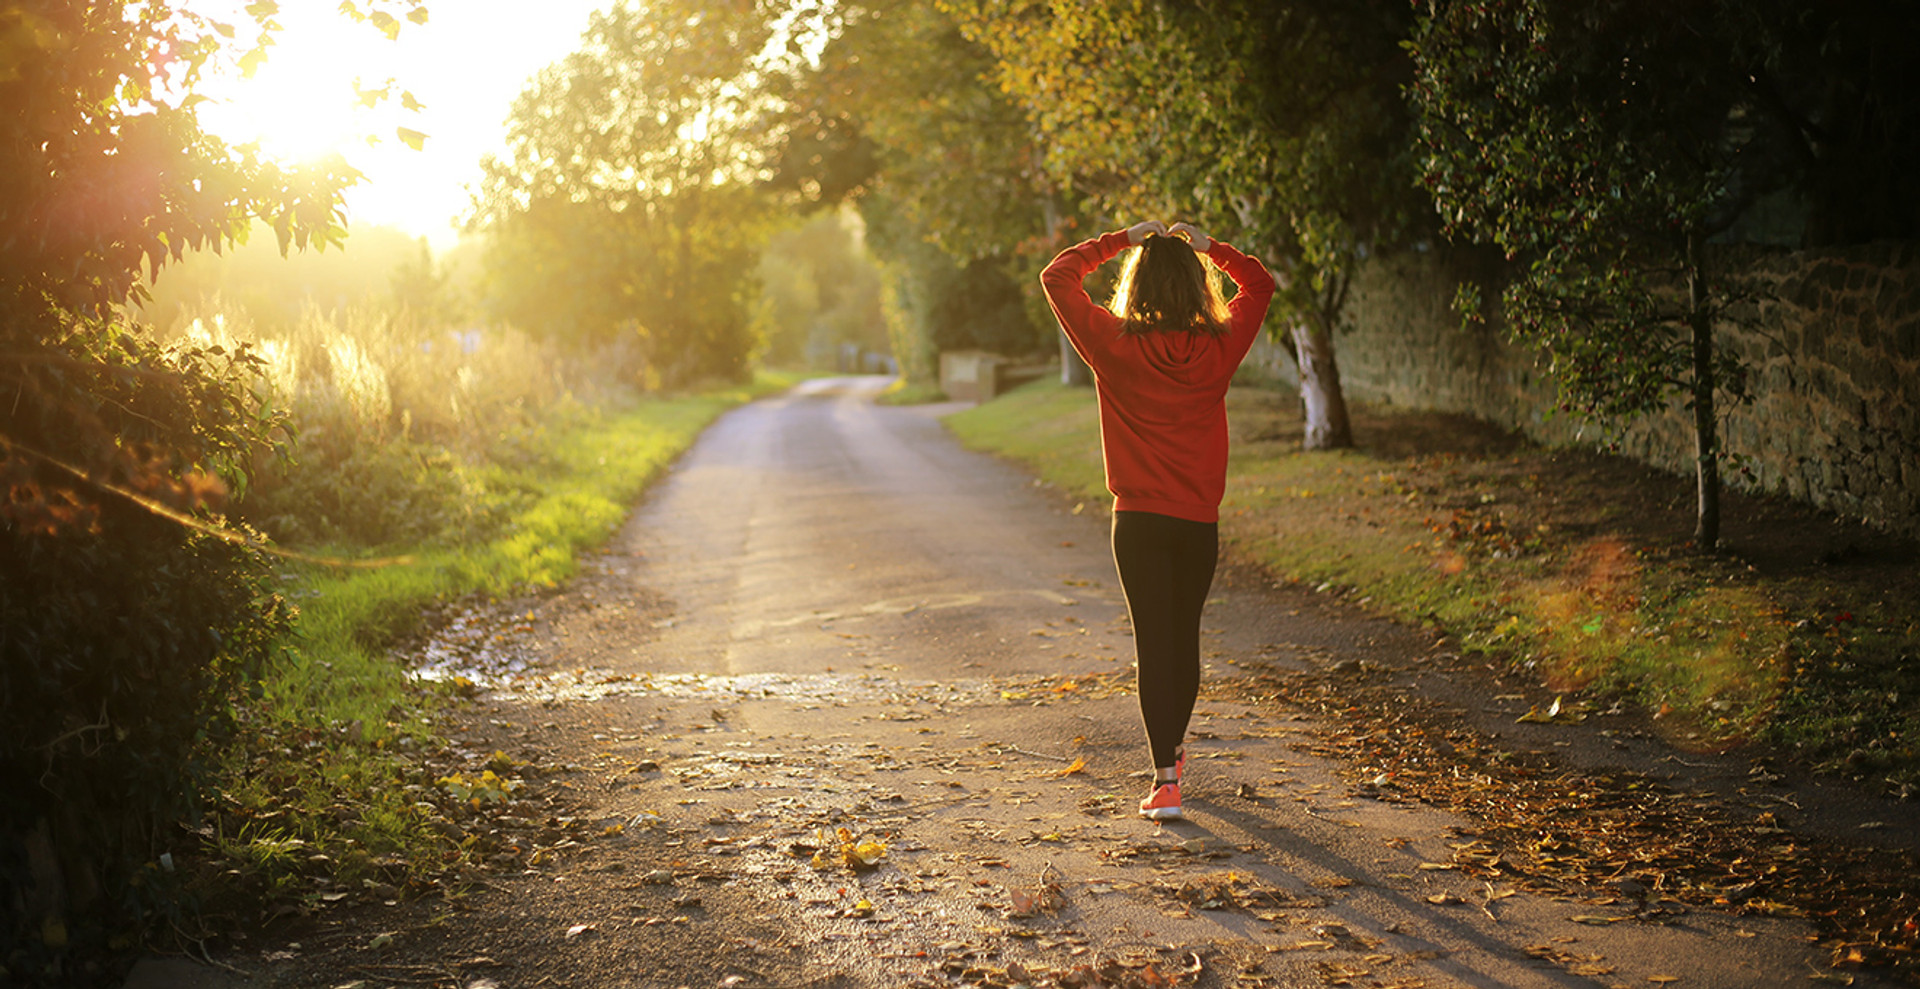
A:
1040 230 1132 371
1206 240 1276 367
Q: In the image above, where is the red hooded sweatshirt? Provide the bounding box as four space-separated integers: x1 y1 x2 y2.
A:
1040 230 1276 523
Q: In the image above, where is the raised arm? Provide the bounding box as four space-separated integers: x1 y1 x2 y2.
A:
1194 229 1276 362
1168 220 1272 304
1041 223 1161 355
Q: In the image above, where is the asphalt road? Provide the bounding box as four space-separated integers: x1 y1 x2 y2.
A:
144 376 1895 989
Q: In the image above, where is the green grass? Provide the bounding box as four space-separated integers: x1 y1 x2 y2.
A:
943 378 1104 495
873 378 950 406
268 379 781 722
948 379 1918 790
207 374 791 894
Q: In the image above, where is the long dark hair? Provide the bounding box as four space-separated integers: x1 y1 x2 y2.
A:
1109 233 1230 336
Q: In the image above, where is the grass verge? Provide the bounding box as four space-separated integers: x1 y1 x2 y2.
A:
200 374 792 907
873 378 949 406
945 378 1920 795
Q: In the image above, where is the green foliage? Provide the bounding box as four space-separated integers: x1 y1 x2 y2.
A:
1408 0 1920 544
810 3 1052 263
1 511 296 971
471 0 784 387
170 301 567 550
0 3 363 323
945 0 1424 331
1406 0 1801 544
0 1 424 976
863 195 1046 360
774 2 1058 374
944 0 1422 444
0 315 304 984
1409 0 1728 408
753 208 890 368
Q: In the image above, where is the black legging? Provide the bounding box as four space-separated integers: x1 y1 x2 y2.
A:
1111 510 1219 770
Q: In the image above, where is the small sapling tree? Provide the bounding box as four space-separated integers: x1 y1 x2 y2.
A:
1408 0 1795 548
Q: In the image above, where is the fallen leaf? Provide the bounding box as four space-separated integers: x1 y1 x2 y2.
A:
565 924 595 939
1059 757 1087 776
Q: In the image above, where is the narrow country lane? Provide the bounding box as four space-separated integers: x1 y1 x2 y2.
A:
205 377 1899 989
605 375 1134 678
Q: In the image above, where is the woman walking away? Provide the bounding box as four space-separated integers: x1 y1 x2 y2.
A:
1040 220 1275 821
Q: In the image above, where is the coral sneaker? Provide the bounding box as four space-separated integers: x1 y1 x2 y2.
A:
1139 782 1183 821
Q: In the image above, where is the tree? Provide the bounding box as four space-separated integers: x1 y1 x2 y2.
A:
1 0 420 973
774 2 1064 380
1404 0 1906 548
471 0 782 386
753 208 889 368
945 0 1427 449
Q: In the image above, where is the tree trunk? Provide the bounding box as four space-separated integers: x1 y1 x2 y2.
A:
1060 329 1092 386
1687 232 1720 549
1038 188 1091 387
1292 315 1353 450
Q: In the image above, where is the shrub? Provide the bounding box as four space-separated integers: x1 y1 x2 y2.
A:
1 324 293 984
165 301 585 551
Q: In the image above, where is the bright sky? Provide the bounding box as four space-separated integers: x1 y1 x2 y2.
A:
194 1 613 250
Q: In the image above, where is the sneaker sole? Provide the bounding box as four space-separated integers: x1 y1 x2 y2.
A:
1140 806 1183 821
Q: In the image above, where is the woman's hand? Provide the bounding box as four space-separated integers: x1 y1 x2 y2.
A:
1125 220 1168 245
1170 222 1211 253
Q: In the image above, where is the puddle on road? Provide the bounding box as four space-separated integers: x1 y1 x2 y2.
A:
400 593 1130 708
483 668 990 707
406 604 540 685
408 620 993 707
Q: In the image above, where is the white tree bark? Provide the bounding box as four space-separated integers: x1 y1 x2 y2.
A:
1291 318 1353 450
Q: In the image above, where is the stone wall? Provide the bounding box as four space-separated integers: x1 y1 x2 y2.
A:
1277 243 1920 538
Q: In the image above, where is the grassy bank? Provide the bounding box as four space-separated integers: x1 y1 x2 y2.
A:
204 375 790 903
946 379 1920 794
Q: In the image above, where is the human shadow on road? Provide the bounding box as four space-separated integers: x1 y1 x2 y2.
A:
1153 800 1607 989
